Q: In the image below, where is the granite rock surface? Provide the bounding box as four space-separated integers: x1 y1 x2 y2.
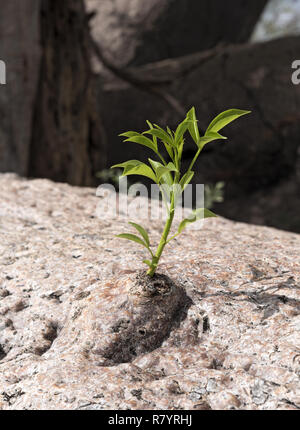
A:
0 174 299 410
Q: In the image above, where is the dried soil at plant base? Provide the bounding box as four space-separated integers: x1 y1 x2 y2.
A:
0 174 299 410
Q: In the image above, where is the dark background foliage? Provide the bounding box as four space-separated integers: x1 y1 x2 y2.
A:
0 0 300 232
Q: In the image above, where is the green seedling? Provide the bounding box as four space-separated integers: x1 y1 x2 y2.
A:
112 107 250 277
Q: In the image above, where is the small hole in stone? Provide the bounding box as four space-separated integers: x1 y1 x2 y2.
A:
0 345 7 360
129 347 137 356
203 316 210 332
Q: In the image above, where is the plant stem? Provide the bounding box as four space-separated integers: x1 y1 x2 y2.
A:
147 177 178 277
156 151 167 166
147 201 175 277
186 145 203 175
147 143 201 277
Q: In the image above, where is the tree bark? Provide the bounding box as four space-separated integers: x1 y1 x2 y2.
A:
0 0 41 176
29 0 106 186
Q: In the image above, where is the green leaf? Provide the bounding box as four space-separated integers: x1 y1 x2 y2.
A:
175 118 192 147
144 127 174 147
186 107 200 145
148 158 163 172
177 140 184 161
154 124 175 144
198 132 227 148
146 121 158 147
178 208 217 234
164 143 174 160
148 159 168 185
129 222 150 247
148 159 177 183
143 259 152 268
157 162 177 183
119 131 140 138
180 171 194 190
157 168 171 183
111 160 134 170
166 162 177 171
111 160 157 182
124 135 157 153
167 126 173 137
157 169 173 184
206 109 251 134
148 125 176 157
116 233 148 249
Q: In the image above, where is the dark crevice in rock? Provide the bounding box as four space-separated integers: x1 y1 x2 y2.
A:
249 265 266 281
0 288 11 299
0 345 7 361
210 358 224 370
35 321 59 356
281 399 300 410
43 322 59 343
96 273 193 366
202 315 210 333
1 389 25 406
197 286 300 315
264 277 300 293
45 291 64 303
13 300 28 312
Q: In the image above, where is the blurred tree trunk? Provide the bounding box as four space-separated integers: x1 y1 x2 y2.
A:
29 0 106 185
0 0 41 176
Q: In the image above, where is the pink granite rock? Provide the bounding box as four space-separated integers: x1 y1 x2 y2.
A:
0 174 299 410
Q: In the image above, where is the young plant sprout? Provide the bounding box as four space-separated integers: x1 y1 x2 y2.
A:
112 107 250 277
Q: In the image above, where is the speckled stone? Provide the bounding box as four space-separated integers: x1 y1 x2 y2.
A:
0 174 299 410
